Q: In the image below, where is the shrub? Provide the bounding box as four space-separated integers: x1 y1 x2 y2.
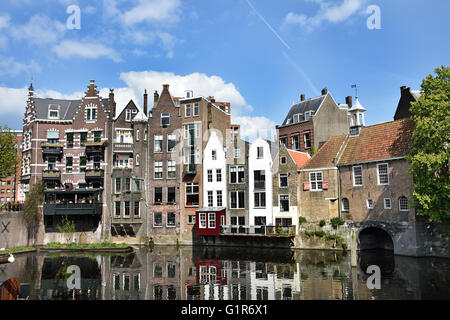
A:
342 242 348 251
314 230 326 238
330 217 345 229
319 220 326 227
298 216 307 224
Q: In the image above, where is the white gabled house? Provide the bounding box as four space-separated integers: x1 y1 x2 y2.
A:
248 137 274 227
203 131 227 210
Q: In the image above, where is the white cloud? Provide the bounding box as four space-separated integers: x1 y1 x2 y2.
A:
52 40 122 62
84 6 97 14
0 56 41 77
9 15 66 45
0 15 10 29
121 0 180 26
283 0 366 32
233 116 277 142
0 87 27 116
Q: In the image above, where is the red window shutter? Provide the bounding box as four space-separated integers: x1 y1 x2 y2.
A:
322 181 328 190
303 181 310 191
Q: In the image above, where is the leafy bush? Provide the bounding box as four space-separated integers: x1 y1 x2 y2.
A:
342 242 348 251
319 220 326 227
298 216 307 224
330 217 345 229
314 230 326 238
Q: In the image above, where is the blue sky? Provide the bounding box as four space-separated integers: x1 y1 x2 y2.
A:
0 0 448 140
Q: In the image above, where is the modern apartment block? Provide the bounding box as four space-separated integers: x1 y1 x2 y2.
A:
21 81 112 242
276 88 350 153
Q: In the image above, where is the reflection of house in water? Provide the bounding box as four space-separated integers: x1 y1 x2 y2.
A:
272 263 301 300
195 259 227 300
39 256 101 300
148 247 181 300
108 254 144 300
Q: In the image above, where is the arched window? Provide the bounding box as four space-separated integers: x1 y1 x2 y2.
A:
342 198 349 212
135 154 140 166
136 129 140 141
399 196 408 211
144 130 148 141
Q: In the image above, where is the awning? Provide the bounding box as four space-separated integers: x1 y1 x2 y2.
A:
46 131 59 139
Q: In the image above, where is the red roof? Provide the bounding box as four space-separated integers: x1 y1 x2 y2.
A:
287 149 311 170
338 119 414 164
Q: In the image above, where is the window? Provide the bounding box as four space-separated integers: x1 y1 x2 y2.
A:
234 147 240 158
184 123 200 143
209 213 216 228
115 178 121 193
384 198 391 210
86 104 97 121
134 179 140 192
154 263 163 278
217 190 223 207
136 129 140 141
304 132 311 149
125 109 132 121
135 154 140 166
167 134 176 152
154 187 162 204
342 198 349 212
212 150 217 160
230 191 245 209
254 192 266 208
114 274 120 290
66 133 74 148
292 136 300 150
207 191 213 207
134 201 140 217
115 201 121 217
153 212 162 227
154 286 163 300
161 113 170 126
186 183 199 206
304 111 314 121
167 160 176 178
167 263 176 278
293 113 300 123
93 155 101 169
134 274 140 291
193 103 199 116
367 199 374 210
280 195 289 212
353 166 363 186
185 104 191 117
167 212 176 227
168 187 176 203
257 146 263 159
309 172 323 191
199 213 207 228
280 137 287 147
94 131 101 142
279 173 288 188
125 178 131 191
216 169 222 182
65 157 73 173
254 170 266 189
188 215 196 225
124 202 130 217
49 110 59 119
377 163 389 185
144 130 148 141
80 156 86 172
80 132 87 146
154 161 163 179
154 135 163 153
123 274 130 291
230 166 245 184
207 170 213 182
280 157 286 164
399 197 409 211
46 131 59 144
47 156 57 171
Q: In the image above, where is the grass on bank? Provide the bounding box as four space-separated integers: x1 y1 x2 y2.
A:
0 246 35 254
44 241 129 249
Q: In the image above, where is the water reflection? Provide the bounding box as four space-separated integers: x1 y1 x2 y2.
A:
1 246 449 300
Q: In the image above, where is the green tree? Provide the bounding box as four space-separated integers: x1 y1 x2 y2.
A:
407 65 450 222
0 125 18 179
57 215 76 243
22 181 44 245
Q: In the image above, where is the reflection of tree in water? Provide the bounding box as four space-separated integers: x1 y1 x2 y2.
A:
40 255 101 300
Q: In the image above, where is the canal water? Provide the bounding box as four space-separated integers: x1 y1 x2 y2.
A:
1 246 449 300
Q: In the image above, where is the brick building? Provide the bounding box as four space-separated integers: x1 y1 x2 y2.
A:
393 86 421 120
0 130 23 208
276 88 350 153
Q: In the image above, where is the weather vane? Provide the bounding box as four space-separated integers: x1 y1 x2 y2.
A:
351 84 359 97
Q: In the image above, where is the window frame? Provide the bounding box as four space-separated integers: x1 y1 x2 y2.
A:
309 172 323 191
399 197 409 211
377 163 389 185
352 165 363 186
384 198 392 210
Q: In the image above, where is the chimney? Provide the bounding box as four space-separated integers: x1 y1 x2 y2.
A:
300 94 305 101
143 89 148 116
154 90 159 104
209 96 215 104
163 84 169 92
321 88 328 95
345 96 352 108
109 89 116 119
400 86 407 93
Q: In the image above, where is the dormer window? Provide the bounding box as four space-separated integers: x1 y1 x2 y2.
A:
293 114 301 123
304 111 314 121
48 104 60 119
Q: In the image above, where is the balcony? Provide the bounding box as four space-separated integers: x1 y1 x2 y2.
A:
85 141 107 156
42 169 61 181
113 142 133 153
184 163 196 175
85 168 104 180
41 142 63 156
43 203 102 216
220 225 296 237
